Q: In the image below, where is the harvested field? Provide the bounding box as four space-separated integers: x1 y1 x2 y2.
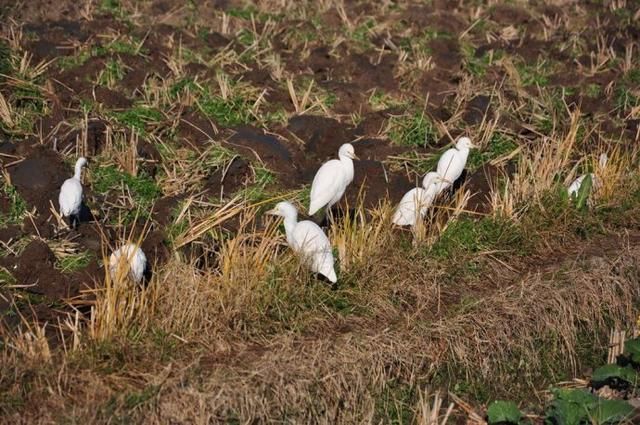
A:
1 0 640 423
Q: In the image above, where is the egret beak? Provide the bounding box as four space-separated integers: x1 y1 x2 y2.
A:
351 152 360 160
265 208 278 216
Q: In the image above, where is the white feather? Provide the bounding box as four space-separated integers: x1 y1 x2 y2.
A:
435 137 473 194
308 144 356 215
109 243 147 283
59 157 87 219
59 178 83 217
392 172 441 227
269 201 337 283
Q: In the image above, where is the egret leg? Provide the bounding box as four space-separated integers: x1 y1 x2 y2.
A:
70 214 80 230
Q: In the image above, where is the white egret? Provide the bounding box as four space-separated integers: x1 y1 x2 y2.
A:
109 243 147 283
267 201 337 283
59 157 88 229
435 137 475 195
308 143 358 216
568 153 608 198
392 172 442 227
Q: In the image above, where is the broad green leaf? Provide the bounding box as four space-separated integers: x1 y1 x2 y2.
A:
546 389 596 425
589 399 634 424
575 174 592 210
546 399 589 425
591 364 638 388
624 337 640 364
487 400 522 424
551 388 598 405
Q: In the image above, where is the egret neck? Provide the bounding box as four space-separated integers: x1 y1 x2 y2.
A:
282 208 298 245
338 151 355 183
456 145 471 166
73 160 84 180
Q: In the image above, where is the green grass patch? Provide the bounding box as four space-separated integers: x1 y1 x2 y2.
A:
226 6 279 22
256 271 363 334
58 37 145 71
431 216 527 259
388 111 438 148
111 106 163 134
515 61 550 87
0 183 27 227
198 94 254 127
467 133 519 170
0 267 15 285
585 83 602 98
55 251 93 273
614 85 639 112
97 58 126 87
351 19 375 48
238 166 276 202
462 44 504 77
92 165 161 221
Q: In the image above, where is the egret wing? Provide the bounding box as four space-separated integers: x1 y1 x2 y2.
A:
291 220 332 254
59 178 83 216
293 220 336 282
393 188 424 226
436 148 464 187
309 159 344 214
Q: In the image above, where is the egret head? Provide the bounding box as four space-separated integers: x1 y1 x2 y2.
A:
266 201 298 219
455 137 475 150
422 172 441 188
338 143 358 160
76 157 88 168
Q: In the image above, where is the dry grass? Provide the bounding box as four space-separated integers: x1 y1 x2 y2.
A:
2 0 640 422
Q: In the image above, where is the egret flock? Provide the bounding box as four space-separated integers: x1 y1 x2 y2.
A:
58 136 602 284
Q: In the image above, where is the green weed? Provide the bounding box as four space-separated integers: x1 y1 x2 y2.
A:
198 95 254 127
97 58 126 87
585 83 602 98
351 19 375 48
55 251 93 273
463 44 504 77
0 267 15 285
516 61 550 87
238 166 276 202
112 106 163 134
388 111 438 148
0 183 27 227
467 133 519 170
431 216 527 259
614 85 639 112
92 165 161 221
226 6 279 22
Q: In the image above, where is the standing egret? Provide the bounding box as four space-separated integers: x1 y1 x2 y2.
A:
435 137 475 195
308 143 358 217
568 153 608 198
267 201 337 283
109 243 147 284
59 157 88 229
392 172 442 227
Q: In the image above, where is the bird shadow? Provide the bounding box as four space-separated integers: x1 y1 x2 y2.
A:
313 273 339 290
440 169 469 200
78 202 96 224
141 265 153 287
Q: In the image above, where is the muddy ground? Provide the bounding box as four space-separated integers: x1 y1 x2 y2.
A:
1 0 640 421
